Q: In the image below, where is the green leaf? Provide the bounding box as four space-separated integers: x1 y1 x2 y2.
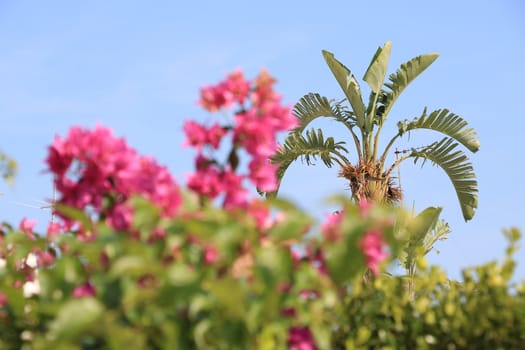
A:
322 50 366 128
106 322 147 350
56 203 93 231
130 195 161 233
408 138 478 221
382 52 439 117
292 93 355 133
363 41 392 93
325 231 365 284
206 277 246 319
397 108 480 152
408 207 443 245
166 263 198 287
399 207 443 269
109 255 150 278
270 128 349 195
47 298 103 342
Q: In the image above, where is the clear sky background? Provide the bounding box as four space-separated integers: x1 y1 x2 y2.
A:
1 1 524 281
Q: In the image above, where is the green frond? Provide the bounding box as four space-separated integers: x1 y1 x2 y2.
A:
423 219 450 256
398 206 443 270
381 53 439 121
397 108 480 153
271 128 349 193
407 137 478 221
363 41 392 93
322 50 366 129
292 93 355 134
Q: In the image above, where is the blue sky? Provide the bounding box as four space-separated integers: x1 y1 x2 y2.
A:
1 1 524 280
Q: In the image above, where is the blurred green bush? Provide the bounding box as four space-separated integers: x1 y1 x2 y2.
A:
0 195 523 349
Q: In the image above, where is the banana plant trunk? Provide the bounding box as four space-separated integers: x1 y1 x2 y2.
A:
339 160 402 204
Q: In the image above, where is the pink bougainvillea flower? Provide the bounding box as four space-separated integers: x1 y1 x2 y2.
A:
107 203 133 231
46 222 63 241
221 169 249 208
183 120 208 150
251 68 278 106
73 282 96 298
359 229 388 276
187 68 297 214
224 69 250 104
206 122 227 149
186 162 223 200
0 292 7 307
358 195 372 217
36 250 55 267
134 157 181 218
248 158 278 192
246 199 271 230
197 85 232 112
183 121 227 151
287 326 317 350
19 218 37 239
233 109 276 157
320 211 343 242
197 69 250 112
46 125 181 233
203 244 219 265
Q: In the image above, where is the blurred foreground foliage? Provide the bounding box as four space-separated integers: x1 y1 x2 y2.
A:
0 194 524 349
0 151 16 185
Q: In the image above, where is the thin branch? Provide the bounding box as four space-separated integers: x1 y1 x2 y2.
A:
379 133 401 168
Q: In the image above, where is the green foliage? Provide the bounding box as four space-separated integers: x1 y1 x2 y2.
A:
1 195 523 349
333 229 525 350
380 51 439 123
396 108 480 153
0 151 16 185
408 137 478 221
322 50 366 128
272 128 349 188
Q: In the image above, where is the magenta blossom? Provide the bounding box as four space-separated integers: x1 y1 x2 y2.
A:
287 326 317 350
183 121 226 151
0 292 7 307
72 282 96 298
248 158 278 192
359 229 388 276
223 69 251 104
198 84 234 112
186 69 297 212
203 244 219 264
320 211 343 242
46 125 181 233
19 218 37 239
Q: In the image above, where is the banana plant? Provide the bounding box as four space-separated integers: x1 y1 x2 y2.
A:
271 42 480 221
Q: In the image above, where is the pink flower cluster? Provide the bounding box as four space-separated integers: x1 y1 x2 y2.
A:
287 326 317 350
320 211 343 242
198 70 251 112
46 125 181 233
73 282 96 298
186 69 297 208
359 229 388 276
320 208 389 276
